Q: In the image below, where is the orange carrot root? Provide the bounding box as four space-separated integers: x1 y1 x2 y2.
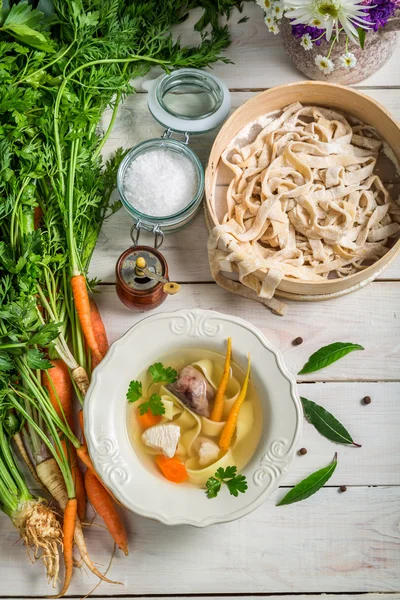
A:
71 274 103 363
43 359 72 425
78 409 86 446
89 296 109 369
219 353 251 453
84 469 128 555
55 497 77 598
211 337 232 422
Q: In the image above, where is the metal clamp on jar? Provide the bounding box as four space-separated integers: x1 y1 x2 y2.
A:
115 68 230 311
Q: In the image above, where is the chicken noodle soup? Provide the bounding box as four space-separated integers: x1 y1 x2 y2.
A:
127 347 262 487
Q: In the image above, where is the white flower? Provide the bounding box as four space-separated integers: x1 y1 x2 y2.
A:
264 14 275 26
271 1 284 19
268 23 281 34
301 33 313 50
315 54 335 73
283 0 371 42
257 0 273 9
340 51 357 68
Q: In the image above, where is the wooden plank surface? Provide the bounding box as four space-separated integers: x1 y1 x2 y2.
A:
1 487 399 596
3 4 400 599
94 283 400 382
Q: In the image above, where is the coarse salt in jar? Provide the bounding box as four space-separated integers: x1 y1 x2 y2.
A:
117 68 230 243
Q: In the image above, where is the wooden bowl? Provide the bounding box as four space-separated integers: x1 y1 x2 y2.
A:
205 81 400 300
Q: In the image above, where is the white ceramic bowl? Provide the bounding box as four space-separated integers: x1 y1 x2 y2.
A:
84 309 302 527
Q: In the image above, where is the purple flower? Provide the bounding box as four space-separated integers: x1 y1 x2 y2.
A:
361 0 399 31
291 24 327 46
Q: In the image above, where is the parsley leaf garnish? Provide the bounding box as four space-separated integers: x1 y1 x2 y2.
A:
126 380 142 403
206 477 221 499
148 362 178 385
226 474 248 497
139 393 165 417
206 466 248 499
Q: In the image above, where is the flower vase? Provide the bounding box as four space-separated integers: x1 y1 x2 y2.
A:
281 16 400 84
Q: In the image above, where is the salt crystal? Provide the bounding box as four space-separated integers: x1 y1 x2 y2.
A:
123 147 198 217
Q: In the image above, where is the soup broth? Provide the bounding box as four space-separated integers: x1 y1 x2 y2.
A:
127 348 263 487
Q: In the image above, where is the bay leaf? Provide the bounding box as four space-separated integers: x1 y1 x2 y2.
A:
301 397 361 447
298 342 364 375
277 453 337 506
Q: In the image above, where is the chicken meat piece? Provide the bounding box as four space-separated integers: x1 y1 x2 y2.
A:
142 424 180 459
167 365 215 417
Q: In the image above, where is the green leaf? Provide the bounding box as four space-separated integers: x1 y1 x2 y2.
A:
139 393 165 416
226 474 248 497
0 350 14 372
3 1 44 29
277 453 338 506
1 24 53 52
206 477 221 498
298 342 364 374
30 323 60 346
216 465 237 481
301 397 361 447
26 348 52 370
357 27 366 50
206 465 248 499
126 380 142 403
148 363 178 384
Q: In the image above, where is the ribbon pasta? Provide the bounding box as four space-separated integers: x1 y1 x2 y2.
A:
208 103 400 314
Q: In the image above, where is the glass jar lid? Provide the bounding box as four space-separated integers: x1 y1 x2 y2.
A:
147 68 230 134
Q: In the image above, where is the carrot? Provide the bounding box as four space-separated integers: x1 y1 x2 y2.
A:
43 359 72 425
89 296 108 369
43 361 86 520
71 275 103 363
219 353 251 453
60 439 86 522
78 409 86 445
155 455 188 483
34 205 43 229
137 408 162 429
84 469 129 555
211 337 232 422
55 497 77 598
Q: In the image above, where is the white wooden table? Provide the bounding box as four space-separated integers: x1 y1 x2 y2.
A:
1 5 400 599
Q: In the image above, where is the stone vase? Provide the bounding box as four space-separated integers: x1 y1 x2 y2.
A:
281 16 400 84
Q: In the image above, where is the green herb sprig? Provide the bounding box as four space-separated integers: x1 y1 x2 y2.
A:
126 362 178 416
206 466 248 499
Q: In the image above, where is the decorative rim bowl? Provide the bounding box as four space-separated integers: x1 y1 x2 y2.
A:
84 309 302 527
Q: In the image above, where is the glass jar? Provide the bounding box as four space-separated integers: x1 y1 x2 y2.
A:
117 68 230 243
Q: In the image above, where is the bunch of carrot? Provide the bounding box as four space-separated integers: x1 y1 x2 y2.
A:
41 301 129 589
